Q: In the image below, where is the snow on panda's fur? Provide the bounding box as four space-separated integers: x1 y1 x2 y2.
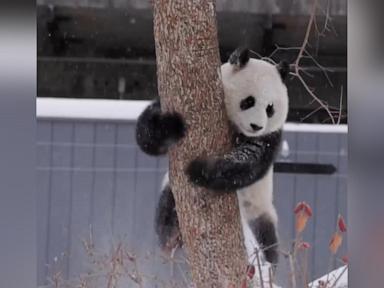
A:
135 47 289 265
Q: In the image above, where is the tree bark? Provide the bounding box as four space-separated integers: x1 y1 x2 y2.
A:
153 1 248 287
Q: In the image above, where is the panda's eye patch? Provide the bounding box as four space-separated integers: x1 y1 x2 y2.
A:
240 96 255 110
266 104 275 118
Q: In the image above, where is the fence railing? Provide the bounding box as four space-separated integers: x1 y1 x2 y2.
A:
37 98 347 287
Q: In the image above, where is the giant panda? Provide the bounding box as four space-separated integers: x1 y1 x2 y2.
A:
135 47 289 266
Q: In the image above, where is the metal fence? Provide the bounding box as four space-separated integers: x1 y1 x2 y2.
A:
37 100 347 287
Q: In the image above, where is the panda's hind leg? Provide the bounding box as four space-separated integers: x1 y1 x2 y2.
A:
248 213 279 266
155 179 182 253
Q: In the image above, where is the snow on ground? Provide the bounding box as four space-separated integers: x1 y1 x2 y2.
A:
243 216 348 288
242 214 282 288
309 265 348 288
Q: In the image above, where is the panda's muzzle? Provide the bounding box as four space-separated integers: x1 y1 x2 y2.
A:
250 123 262 132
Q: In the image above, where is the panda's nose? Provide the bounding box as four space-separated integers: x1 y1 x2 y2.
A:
250 123 262 131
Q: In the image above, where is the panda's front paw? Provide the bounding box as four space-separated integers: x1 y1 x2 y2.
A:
162 113 186 141
185 158 210 186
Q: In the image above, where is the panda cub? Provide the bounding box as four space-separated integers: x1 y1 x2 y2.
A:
135 47 289 265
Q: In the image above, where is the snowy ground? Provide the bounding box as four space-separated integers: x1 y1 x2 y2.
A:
243 217 348 288
309 266 348 288
254 263 348 288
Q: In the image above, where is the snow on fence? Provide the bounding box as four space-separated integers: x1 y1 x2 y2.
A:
37 98 347 287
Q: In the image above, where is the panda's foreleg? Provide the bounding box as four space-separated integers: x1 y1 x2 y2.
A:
136 99 186 156
155 176 182 252
186 142 274 191
186 157 254 192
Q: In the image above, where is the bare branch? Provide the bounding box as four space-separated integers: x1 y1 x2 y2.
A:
255 249 265 288
294 0 318 70
302 49 334 87
289 0 337 124
300 105 323 122
249 49 263 59
294 72 335 124
330 266 348 288
337 86 344 125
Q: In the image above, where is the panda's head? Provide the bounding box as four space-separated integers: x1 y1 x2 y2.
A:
221 48 289 137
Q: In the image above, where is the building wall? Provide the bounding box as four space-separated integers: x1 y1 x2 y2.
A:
36 0 347 15
37 118 347 287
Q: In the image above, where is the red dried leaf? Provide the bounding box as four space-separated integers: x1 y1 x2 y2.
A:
329 232 343 254
338 215 347 232
294 202 305 214
298 241 311 249
294 201 312 217
246 264 255 279
303 203 313 217
295 210 311 233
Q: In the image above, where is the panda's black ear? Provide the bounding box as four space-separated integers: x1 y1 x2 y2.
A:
277 60 290 82
228 47 250 69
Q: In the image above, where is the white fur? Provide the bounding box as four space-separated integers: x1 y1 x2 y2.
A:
221 58 287 261
220 59 287 224
238 168 278 258
161 172 169 190
237 168 277 224
221 59 288 137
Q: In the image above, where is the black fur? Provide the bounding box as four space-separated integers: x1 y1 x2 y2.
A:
249 214 279 265
155 184 182 250
277 60 290 82
186 130 282 192
229 47 250 69
135 100 186 156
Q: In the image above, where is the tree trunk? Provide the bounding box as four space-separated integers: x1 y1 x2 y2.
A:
153 1 248 287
